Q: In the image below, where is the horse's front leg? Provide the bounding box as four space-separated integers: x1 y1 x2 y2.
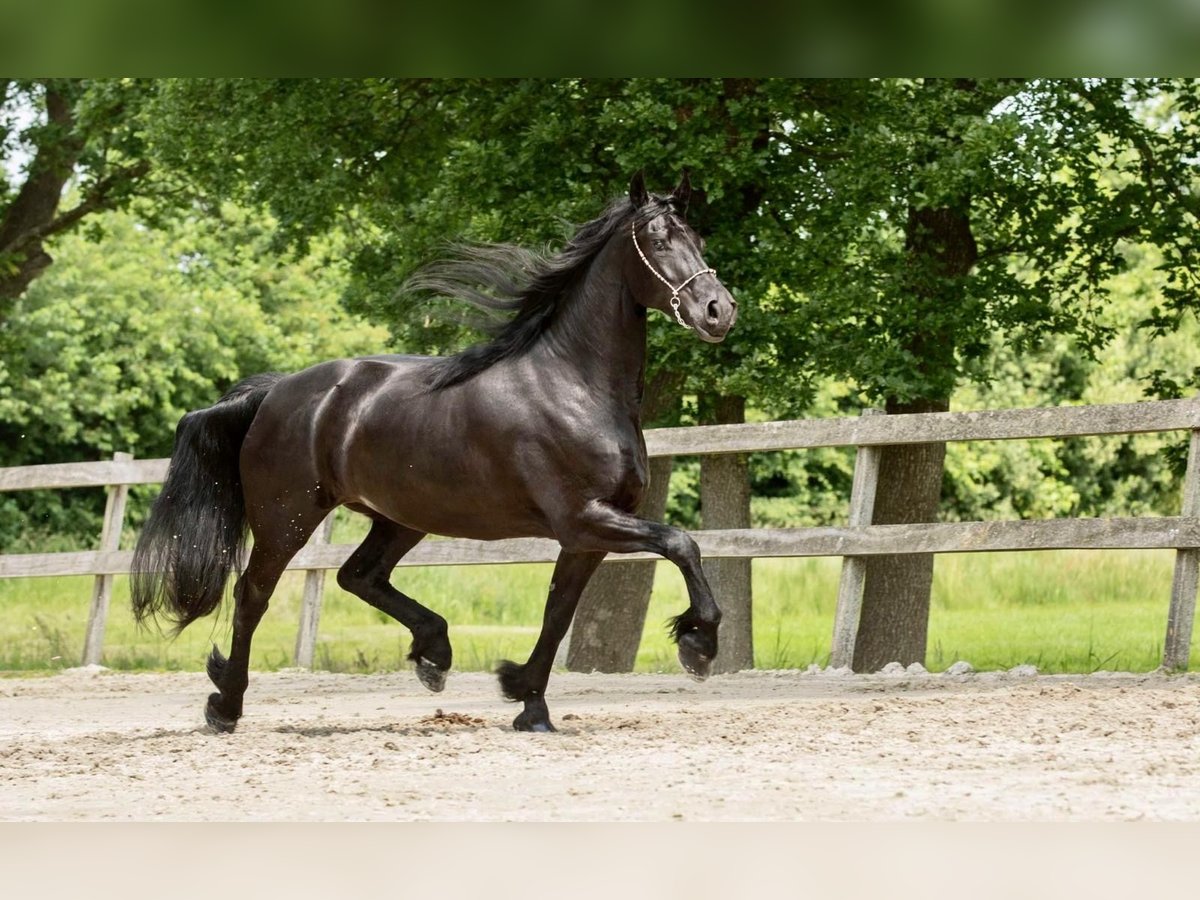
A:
558 501 722 681
496 549 606 732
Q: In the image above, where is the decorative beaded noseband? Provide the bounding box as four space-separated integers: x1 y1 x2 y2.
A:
631 220 718 329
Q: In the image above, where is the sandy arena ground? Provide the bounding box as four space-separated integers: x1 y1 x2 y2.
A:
3 665 1200 821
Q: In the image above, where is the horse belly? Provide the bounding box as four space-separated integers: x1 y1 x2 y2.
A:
354 457 552 540
342 412 555 540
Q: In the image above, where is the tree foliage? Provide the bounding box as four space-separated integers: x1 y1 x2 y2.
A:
0 202 386 550
144 78 1200 412
1 79 156 310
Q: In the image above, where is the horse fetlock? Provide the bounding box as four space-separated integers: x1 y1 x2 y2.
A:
205 644 227 686
495 659 533 702
409 621 452 670
206 645 249 697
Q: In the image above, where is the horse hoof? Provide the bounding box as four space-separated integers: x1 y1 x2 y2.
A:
513 711 557 733
415 658 448 693
204 693 238 734
677 643 712 683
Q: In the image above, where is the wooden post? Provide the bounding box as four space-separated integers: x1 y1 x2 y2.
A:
294 512 336 668
830 410 884 670
1164 428 1200 670
81 452 132 666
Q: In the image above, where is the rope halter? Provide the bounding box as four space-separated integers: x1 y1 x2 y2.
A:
631 220 718 329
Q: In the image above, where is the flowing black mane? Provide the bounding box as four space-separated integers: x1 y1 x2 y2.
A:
409 193 677 390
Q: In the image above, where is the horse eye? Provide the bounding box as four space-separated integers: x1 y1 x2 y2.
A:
652 239 667 252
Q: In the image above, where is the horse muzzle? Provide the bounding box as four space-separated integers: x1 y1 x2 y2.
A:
692 289 738 343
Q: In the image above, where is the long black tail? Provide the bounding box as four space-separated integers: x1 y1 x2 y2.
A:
131 374 282 633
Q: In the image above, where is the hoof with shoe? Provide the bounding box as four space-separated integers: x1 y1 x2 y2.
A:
415 657 448 693
204 693 238 734
677 632 713 682
513 710 556 732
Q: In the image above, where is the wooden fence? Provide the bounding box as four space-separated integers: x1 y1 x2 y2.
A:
2 397 1199 671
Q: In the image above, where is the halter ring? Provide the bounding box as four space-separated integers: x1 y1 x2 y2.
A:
631 221 717 329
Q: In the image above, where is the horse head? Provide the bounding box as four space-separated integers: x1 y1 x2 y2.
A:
626 171 738 343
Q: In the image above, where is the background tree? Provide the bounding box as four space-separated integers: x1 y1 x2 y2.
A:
0 202 386 550
1 79 155 312
778 78 1200 668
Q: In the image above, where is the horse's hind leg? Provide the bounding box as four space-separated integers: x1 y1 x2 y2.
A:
496 549 605 732
335 516 451 691
205 517 324 732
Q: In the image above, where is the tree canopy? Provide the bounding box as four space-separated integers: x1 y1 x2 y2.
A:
5 77 1196 417
143 78 1200 414
1 79 156 311
0 201 385 549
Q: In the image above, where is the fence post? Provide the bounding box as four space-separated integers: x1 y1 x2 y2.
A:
829 409 884 670
294 512 337 668
1164 428 1200 670
81 451 132 666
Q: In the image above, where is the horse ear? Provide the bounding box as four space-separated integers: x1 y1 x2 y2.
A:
671 171 692 212
629 170 649 208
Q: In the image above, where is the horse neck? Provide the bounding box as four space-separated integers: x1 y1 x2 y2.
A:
534 241 647 411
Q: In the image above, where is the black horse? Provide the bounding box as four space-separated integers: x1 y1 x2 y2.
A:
131 173 738 733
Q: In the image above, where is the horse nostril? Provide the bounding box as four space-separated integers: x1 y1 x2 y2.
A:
706 300 721 323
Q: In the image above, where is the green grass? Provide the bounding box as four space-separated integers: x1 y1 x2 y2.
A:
927 549 1177 673
0 549 1189 675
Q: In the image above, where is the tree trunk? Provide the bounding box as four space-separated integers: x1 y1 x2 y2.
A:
700 393 754 673
564 370 683 672
852 396 950 671
0 84 84 307
852 169 977 670
564 454 675 672
0 81 149 312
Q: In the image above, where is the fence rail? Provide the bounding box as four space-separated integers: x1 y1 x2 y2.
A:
3 397 1199 671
